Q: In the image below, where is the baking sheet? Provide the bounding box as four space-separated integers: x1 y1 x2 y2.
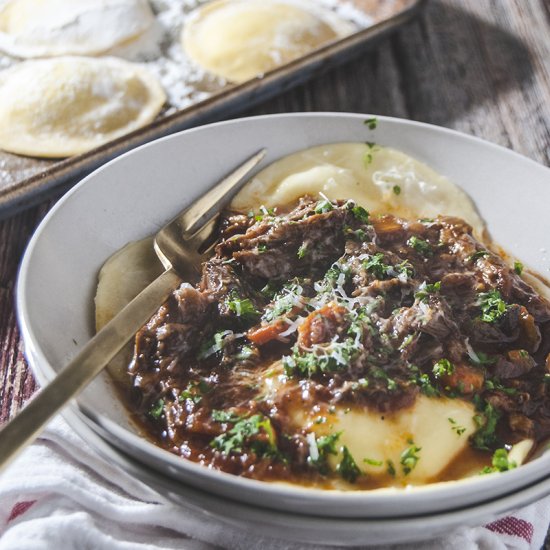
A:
0 0 425 217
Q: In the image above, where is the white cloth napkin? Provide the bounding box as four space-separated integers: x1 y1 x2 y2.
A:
0 416 549 550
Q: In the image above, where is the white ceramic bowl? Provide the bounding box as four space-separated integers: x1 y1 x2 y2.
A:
16 114 550 531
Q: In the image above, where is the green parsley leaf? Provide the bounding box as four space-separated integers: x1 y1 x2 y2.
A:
211 413 278 458
315 199 334 214
386 459 396 477
477 290 508 323
197 330 232 359
414 281 441 302
363 253 390 279
514 261 524 275
337 445 361 482
400 442 421 475
467 348 496 366
480 448 517 474
407 236 433 256
468 250 489 261
227 291 259 320
448 417 466 436
211 410 241 423
297 242 308 259
416 373 440 397
179 380 210 404
351 205 370 224
149 399 164 419
392 185 401 195
308 431 342 474
433 358 454 378
257 243 268 253
363 457 383 466
262 281 304 323
364 117 378 130
471 402 501 450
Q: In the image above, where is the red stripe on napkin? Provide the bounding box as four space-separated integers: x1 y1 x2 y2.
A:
7 500 36 523
485 517 534 542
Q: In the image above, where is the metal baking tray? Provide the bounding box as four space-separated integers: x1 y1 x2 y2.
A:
0 0 425 217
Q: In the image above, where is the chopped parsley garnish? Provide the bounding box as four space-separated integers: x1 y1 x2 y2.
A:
227 291 259 320
262 281 303 323
251 206 276 221
308 431 341 474
392 185 401 195
180 380 210 404
407 236 432 256
480 448 517 474
416 373 440 397
351 205 370 224
337 445 361 483
197 329 232 359
371 368 398 391
432 358 454 378
283 336 361 377
484 379 517 395
471 402 501 450
467 348 496 366
363 253 390 279
210 412 278 458
386 459 396 477
363 254 413 281
400 442 421 475
211 410 241 423
347 227 369 241
364 117 378 130
514 261 524 275
448 417 466 436
297 242 308 259
477 290 508 323
284 310 366 378
257 243 268 253
468 250 489 261
149 398 164 419
315 199 334 214
364 152 374 166
363 457 383 466
414 281 441 302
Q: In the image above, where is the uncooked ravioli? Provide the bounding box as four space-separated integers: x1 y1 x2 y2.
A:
0 0 154 59
0 56 166 158
182 0 354 83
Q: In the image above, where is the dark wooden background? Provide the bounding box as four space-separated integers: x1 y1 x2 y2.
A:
1 0 549 542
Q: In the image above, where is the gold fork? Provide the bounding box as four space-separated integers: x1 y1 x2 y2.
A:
0 148 266 470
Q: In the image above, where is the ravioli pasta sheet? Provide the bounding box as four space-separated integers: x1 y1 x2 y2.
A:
182 0 355 83
0 0 155 58
0 56 166 158
232 143 485 239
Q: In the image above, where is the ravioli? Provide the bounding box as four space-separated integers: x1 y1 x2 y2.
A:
0 0 155 58
0 56 166 158
182 0 354 83
231 143 485 239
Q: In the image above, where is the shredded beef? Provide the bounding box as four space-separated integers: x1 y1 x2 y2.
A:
126 196 550 484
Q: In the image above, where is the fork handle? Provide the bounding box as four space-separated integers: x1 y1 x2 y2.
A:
0 267 181 471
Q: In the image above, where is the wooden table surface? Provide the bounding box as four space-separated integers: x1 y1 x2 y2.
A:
1 0 549 543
